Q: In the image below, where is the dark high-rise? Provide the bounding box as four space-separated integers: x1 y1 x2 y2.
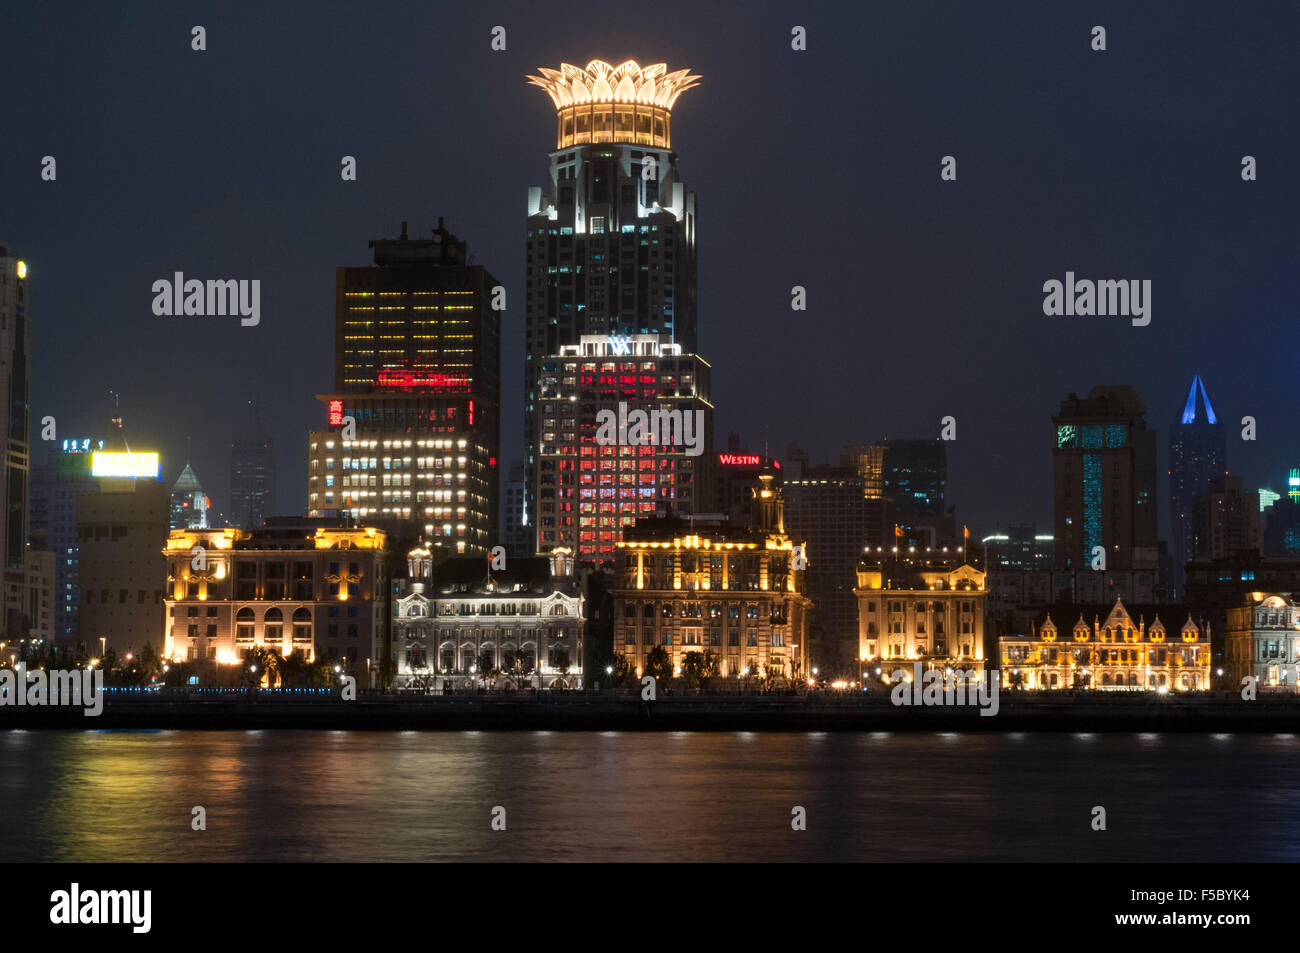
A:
523 59 700 548
1053 386 1158 572
230 404 275 530
879 439 947 531
1168 374 1227 598
307 220 501 554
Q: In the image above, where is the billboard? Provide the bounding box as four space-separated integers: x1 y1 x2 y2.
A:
91 451 160 479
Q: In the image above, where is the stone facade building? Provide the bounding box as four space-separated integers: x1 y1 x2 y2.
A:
1000 597 1212 691
163 520 389 684
609 471 812 682
1226 592 1300 692
391 548 584 691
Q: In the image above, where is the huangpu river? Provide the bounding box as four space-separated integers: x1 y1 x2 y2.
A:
1 730 1295 862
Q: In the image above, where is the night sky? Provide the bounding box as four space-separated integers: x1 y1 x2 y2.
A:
4 1 1296 537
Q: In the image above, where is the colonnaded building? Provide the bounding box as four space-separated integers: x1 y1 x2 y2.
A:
854 550 987 672
1000 597 1212 691
391 547 584 691
608 471 812 682
1226 591 1300 692
162 520 389 684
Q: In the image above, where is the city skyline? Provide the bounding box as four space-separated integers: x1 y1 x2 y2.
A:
4 2 1295 540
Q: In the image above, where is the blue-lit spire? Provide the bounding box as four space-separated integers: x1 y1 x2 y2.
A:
1179 375 1218 425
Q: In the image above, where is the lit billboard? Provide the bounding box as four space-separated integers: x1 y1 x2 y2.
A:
91 451 160 479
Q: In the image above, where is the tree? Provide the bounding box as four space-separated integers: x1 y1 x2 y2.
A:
377 653 397 691
552 647 571 676
280 649 310 688
100 647 120 685
476 649 497 687
681 650 719 689
613 653 637 689
644 645 673 685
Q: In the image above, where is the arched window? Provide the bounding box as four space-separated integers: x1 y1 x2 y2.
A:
265 607 283 622
551 605 567 616
237 608 255 622
293 608 311 622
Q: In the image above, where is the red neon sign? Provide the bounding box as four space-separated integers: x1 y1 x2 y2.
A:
377 369 472 393
328 400 344 426
718 454 760 466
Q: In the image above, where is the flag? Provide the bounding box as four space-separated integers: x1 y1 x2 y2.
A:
894 525 904 538
964 525 970 539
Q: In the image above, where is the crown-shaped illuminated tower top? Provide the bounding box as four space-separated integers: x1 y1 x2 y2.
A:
528 59 701 149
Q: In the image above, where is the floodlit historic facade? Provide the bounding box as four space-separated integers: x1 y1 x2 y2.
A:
609 471 812 681
391 547 583 691
854 552 987 670
1226 592 1300 692
1000 597 1212 691
162 521 389 683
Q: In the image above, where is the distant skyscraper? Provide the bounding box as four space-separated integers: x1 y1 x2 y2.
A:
169 462 208 529
307 220 500 555
523 59 701 550
783 459 872 672
30 437 103 642
501 460 531 556
1192 474 1261 560
1053 385 1158 571
982 523 1054 571
879 439 947 530
0 247 32 642
230 404 275 530
1168 374 1227 597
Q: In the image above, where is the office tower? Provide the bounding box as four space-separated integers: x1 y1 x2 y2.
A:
169 462 209 529
879 439 947 529
1192 474 1261 560
1264 472 1300 556
500 460 532 556
30 437 103 642
523 59 701 548
307 220 501 555
1168 374 1227 597
714 450 782 524
841 444 885 500
78 444 168 655
230 404 275 530
0 247 31 640
1052 385 1158 571
534 333 712 564
610 474 812 680
982 523 1054 571
783 461 871 672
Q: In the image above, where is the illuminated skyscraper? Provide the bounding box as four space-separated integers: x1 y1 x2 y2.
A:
1168 374 1227 597
307 220 500 554
535 333 712 564
1053 386 1158 572
523 59 700 548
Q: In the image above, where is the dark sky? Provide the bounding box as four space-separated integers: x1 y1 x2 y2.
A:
3 0 1297 537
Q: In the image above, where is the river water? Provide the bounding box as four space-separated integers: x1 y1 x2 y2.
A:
0 730 1293 862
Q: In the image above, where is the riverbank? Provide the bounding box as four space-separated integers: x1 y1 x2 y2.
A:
1 690 1297 731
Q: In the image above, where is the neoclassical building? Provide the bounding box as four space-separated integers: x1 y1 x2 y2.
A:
162 520 389 683
392 547 584 691
854 553 987 671
1000 597 1212 691
609 472 813 681
1226 592 1300 692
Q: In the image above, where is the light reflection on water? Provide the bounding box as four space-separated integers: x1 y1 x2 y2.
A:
0 730 1295 862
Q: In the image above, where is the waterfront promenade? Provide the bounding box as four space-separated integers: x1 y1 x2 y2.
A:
1 688 1297 731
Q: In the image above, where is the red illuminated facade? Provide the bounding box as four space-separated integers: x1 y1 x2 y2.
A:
535 334 713 564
